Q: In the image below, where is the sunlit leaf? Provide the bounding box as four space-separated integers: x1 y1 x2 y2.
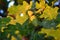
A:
40 4 59 20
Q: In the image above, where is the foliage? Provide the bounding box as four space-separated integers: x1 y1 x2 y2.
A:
0 0 60 40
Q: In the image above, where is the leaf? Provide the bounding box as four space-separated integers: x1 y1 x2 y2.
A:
40 5 59 20
31 17 38 26
0 17 11 31
55 13 60 23
17 0 24 4
6 24 17 35
0 32 8 40
8 1 30 24
16 12 28 25
41 19 57 29
7 24 17 30
8 6 18 15
36 0 45 9
47 0 57 6
1 17 11 24
30 33 47 40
